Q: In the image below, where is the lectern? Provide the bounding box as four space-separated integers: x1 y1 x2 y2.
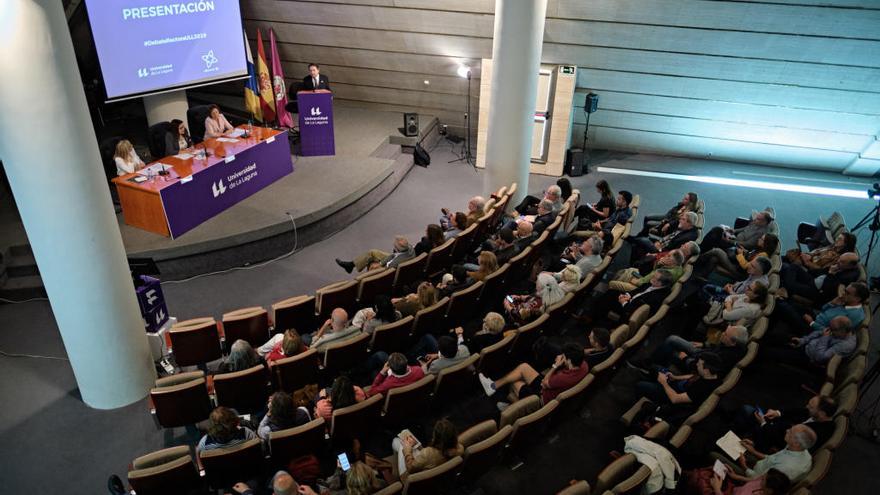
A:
297 90 336 156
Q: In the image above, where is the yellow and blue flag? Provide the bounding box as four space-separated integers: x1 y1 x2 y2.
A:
243 30 262 121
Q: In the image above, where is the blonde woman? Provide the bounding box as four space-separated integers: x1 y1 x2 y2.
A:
556 264 582 293
113 139 145 176
393 281 438 317
467 251 499 282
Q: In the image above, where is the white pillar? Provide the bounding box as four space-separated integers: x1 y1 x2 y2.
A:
0 1 155 409
143 90 189 127
483 0 548 205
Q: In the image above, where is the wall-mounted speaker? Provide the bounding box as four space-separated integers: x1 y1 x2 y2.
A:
404 113 420 137
585 93 599 114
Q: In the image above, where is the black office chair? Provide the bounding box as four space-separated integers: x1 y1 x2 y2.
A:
187 105 212 144
147 123 170 160
99 136 123 182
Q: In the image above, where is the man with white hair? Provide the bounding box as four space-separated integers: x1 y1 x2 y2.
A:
513 184 563 216
552 235 603 276
232 470 298 495
629 211 699 267
726 424 815 483
336 235 415 273
305 308 361 351
465 195 486 226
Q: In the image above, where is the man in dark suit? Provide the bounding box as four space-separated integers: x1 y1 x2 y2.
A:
590 269 674 323
302 63 330 91
629 211 699 269
736 395 836 454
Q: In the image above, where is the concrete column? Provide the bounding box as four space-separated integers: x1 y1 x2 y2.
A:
483 0 548 206
0 1 155 409
143 90 189 127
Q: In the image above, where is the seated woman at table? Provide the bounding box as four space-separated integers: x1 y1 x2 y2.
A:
113 139 145 176
164 119 193 156
204 104 234 138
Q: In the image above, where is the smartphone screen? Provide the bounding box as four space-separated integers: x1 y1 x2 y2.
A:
505 295 514 303
338 453 351 471
756 406 765 416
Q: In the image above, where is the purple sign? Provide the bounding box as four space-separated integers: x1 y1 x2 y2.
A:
298 91 336 156
159 131 293 237
84 0 247 100
136 276 168 332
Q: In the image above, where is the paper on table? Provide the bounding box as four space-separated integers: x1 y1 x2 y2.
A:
216 137 239 143
229 128 246 137
716 430 746 460
138 163 171 176
713 459 727 479
175 153 193 159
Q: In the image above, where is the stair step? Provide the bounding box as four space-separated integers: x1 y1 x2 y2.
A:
6 253 39 277
0 275 47 302
9 244 33 257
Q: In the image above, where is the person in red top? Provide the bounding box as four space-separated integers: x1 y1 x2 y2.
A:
265 329 308 364
478 343 587 404
368 352 426 397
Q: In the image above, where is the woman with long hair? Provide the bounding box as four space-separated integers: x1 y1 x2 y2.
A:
165 119 193 155
257 392 310 440
504 272 566 324
218 339 262 373
393 418 463 476
415 224 446 256
393 281 438 317
352 295 402 335
314 375 366 421
467 251 498 282
113 139 145 176
575 179 614 225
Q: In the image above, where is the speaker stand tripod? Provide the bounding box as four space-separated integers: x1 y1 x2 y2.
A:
449 71 476 170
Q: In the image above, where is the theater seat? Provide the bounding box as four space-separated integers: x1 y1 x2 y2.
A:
199 438 264 490
212 364 270 414
593 454 639 494
273 348 320 393
499 394 541 429
271 295 317 336
382 374 435 428
393 253 428 296
476 333 516 380
401 456 462 495
221 307 270 349
268 418 326 469
322 332 370 376
458 424 512 484
168 317 222 370
127 446 200 495
374 481 403 495
509 314 548 360
149 371 212 429
331 393 383 444
444 281 483 328
411 297 449 337
315 280 359 321
369 316 414 354
506 400 559 460
357 268 395 308
432 354 479 402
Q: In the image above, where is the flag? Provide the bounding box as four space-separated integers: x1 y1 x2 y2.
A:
255 28 276 123
269 28 293 128
243 30 262 122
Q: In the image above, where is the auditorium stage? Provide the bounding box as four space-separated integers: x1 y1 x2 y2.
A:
120 106 438 278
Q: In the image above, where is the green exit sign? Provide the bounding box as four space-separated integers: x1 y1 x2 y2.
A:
560 66 575 75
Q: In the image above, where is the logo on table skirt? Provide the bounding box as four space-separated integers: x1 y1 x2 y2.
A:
310 107 322 116
145 289 158 306
155 308 166 324
212 180 227 197
137 68 149 78
202 50 218 69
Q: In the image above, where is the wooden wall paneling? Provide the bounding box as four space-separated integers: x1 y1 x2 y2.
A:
575 124 858 172
574 110 871 153
244 21 493 59
244 0 496 37
543 19 880 67
475 58 492 169
542 43 880 93
554 0 880 39
570 91 880 136
278 63 474 96
576 69 880 115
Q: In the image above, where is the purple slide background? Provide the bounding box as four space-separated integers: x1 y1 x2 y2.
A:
84 0 247 99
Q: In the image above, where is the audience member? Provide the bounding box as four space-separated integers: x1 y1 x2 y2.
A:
467 251 498 282
443 211 468 239
351 295 401 335
419 334 471 374
232 471 298 495
392 418 463 476
705 281 768 329
478 342 588 405
415 224 446 256
553 235 603 275
684 467 789 495
638 191 698 237
772 282 867 339
460 312 506 354
264 330 308 365
702 257 770 302
635 353 721 409
393 281 438 317
197 406 258 454
701 208 775 252
591 269 674 323
512 221 537 251
113 139 145 176
764 315 856 368
575 179 614 225
639 324 748 375
731 425 816 483
777 252 861 305
164 119 192 156
579 190 633 241
556 264 582 293
583 327 614 367
305 308 360 351
629 211 699 263
203 104 234 138
465 196 486 227
737 394 836 454
438 265 474 297
504 272 566 324
258 392 311 440
610 249 685 293
218 339 263 373
367 352 426 397
698 233 778 280
514 184 564 216
336 236 415 273
490 227 520 265
785 232 856 273
315 460 387 495
314 376 365 422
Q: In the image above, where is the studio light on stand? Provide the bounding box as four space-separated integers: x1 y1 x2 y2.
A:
449 65 476 169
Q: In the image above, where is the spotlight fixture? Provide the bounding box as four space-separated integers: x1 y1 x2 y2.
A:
456 65 471 79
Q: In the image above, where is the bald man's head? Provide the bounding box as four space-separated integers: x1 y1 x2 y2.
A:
272 471 298 495
331 308 349 330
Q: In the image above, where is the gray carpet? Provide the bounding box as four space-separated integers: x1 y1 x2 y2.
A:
1 146 878 494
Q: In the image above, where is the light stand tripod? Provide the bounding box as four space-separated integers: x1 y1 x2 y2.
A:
851 199 880 272
449 69 476 169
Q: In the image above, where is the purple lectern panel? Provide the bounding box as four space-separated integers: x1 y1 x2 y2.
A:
298 91 336 156
160 131 293 238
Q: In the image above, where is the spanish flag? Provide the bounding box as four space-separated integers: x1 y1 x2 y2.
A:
243 30 262 121
256 29 276 123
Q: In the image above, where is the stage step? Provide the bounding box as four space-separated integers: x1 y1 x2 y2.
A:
0 275 46 302
0 244 46 302
5 252 39 277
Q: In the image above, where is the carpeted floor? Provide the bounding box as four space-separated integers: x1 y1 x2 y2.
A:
1 146 878 494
